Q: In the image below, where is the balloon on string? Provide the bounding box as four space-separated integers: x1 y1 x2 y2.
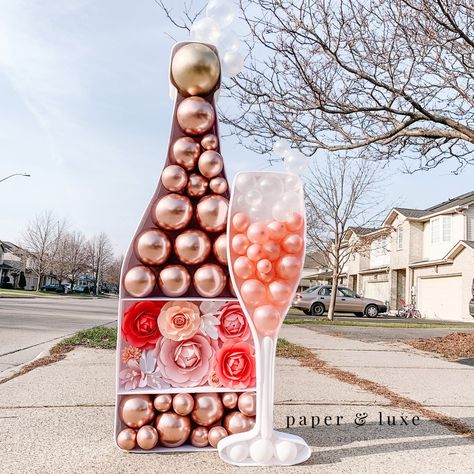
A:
221 50 244 77
273 139 291 158
206 0 237 27
190 17 221 45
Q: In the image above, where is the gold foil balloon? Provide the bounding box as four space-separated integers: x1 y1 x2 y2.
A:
210 177 228 195
155 412 191 448
172 137 200 170
238 392 257 417
119 395 154 429
154 394 173 412
196 195 228 232
187 173 209 198
190 426 209 448
223 411 254 434
136 425 159 450
116 428 137 450
221 392 238 409
208 426 228 448
162 165 188 192
193 264 227 297
201 133 218 150
153 194 193 230
175 230 211 265
213 233 228 265
172 393 195 416
158 265 191 297
177 97 215 136
198 151 223 179
135 229 171 266
191 393 224 426
171 43 220 96
123 266 156 297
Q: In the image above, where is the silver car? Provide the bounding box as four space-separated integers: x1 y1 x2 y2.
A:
293 285 387 318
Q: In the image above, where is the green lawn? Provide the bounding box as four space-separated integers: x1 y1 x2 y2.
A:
55 326 117 351
0 288 53 298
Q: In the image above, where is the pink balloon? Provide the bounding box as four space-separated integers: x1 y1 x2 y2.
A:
241 279 267 306
267 221 286 241
232 212 250 233
281 234 303 254
247 244 265 262
257 267 275 284
246 222 269 245
233 256 255 280
256 259 272 274
268 280 292 303
263 242 280 261
286 212 304 232
231 234 250 256
276 255 301 279
253 305 281 335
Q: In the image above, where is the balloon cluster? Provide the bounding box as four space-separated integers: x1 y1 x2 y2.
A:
117 392 256 451
273 140 308 177
190 0 244 77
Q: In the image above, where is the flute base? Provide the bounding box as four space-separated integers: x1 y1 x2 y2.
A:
217 428 311 467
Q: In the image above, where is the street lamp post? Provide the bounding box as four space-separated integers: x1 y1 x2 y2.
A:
0 173 31 183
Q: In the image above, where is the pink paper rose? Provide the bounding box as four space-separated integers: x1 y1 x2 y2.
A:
215 340 256 389
217 302 251 342
158 301 201 341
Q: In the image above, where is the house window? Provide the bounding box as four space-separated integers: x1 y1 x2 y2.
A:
396 225 403 250
431 216 452 244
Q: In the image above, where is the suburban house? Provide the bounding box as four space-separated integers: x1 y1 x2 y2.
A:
0 241 38 290
298 252 346 291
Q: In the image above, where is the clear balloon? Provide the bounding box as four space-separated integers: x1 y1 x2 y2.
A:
284 150 307 175
272 201 291 222
206 0 237 27
222 50 244 77
216 29 240 53
190 17 221 45
235 173 257 194
259 175 284 199
245 189 263 207
273 140 290 158
284 173 302 192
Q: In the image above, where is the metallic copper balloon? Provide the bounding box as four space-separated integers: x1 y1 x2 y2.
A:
158 265 191 297
223 411 254 434
201 134 218 151
187 173 208 198
155 412 191 448
135 229 171 266
221 392 238 409
193 264 227 298
171 43 220 96
119 395 154 429
208 426 228 448
136 425 159 450
123 266 156 298
153 194 193 230
177 97 215 136
116 428 137 450
238 392 256 417
213 233 228 265
196 195 228 232
190 426 209 448
153 394 173 412
191 393 224 427
172 393 194 416
172 137 200 170
175 230 211 265
198 151 223 179
162 165 188 192
209 177 228 195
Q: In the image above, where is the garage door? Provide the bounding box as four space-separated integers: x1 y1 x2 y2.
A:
365 281 389 303
417 275 462 321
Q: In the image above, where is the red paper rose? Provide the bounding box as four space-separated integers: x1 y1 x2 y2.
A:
215 340 256 389
217 302 251 342
122 301 164 349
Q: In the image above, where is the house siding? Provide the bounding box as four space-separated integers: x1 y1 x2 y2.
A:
467 205 474 241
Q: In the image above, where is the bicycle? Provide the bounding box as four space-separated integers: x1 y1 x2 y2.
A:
397 300 422 319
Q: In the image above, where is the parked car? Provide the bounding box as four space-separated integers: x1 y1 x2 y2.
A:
293 285 387 317
470 278 474 318
73 285 90 294
40 283 66 293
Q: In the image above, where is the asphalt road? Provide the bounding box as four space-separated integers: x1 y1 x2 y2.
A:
0 296 117 374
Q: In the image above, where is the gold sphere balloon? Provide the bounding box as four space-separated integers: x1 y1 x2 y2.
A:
135 229 171 266
187 173 208 198
213 233 228 265
196 195 228 232
158 264 191 297
221 392 238 410
201 134 218 150
123 266 156 298
153 193 193 230
116 428 137 451
175 230 211 265
136 425 159 450
171 43 220 96
198 151 223 179
238 392 256 417
172 393 195 416
209 177 228 195
193 264 227 298
172 137 200 170
155 412 191 448
119 395 154 429
177 97 215 136
162 165 188 192
191 393 224 427
208 426 228 448
223 411 254 434
154 394 173 412
190 426 209 448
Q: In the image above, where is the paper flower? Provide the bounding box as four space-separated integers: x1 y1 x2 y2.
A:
119 359 143 391
208 370 222 387
215 340 256 389
217 302 251 342
121 346 142 364
122 301 164 349
158 301 201 341
200 312 220 340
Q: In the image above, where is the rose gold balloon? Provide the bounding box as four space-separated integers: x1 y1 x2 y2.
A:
175 230 211 265
213 233 228 265
196 195 228 232
253 305 280 335
240 279 266 306
221 392 238 409
209 177 228 194
161 165 188 192
158 265 191 297
238 392 257 417
191 393 224 427
275 255 301 279
154 394 173 412
208 426 228 448
223 411 253 434
155 412 191 448
190 426 209 448
172 393 194 416
187 173 209 198
201 133 218 150
135 229 171 265
153 194 193 230
119 395 154 429
177 97 215 136
123 266 156 297
281 234 304 254
198 151 223 179
116 428 137 450
136 425 159 450
193 264 227 297
172 137 200 170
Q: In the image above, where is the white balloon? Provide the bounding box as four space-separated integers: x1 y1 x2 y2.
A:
249 438 274 463
221 50 244 77
249 204 268 221
284 173 302 192
235 194 247 211
282 191 301 212
272 201 291 222
284 150 307 175
259 175 284 199
273 139 290 158
216 29 240 53
274 440 298 464
190 17 221 45
206 0 237 27
235 173 256 194
228 443 249 462
245 189 263 206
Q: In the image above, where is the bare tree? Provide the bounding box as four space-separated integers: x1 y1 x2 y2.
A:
87 233 114 295
62 231 88 292
104 255 124 290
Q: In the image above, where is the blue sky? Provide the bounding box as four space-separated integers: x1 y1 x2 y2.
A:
0 0 473 254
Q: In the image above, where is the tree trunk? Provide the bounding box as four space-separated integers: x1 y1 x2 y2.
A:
36 274 41 291
327 272 339 321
